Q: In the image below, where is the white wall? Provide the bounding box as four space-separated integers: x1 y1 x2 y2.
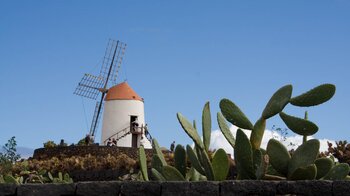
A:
101 99 152 149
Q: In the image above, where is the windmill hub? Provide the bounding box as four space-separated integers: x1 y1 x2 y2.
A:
98 88 108 93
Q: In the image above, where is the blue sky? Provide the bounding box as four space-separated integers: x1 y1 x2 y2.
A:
1 1 349 152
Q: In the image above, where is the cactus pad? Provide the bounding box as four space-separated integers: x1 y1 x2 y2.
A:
262 84 293 119
267 139 290 176
323 163 350 180
186 145 205 175
197 148 215 180
290 84 336 107
177 113 204 149
174 144 187 177
217 112 235 148
151 168 165 181
250 118 266 150
220 98 253 130
289 164 317 180
162 165 186 181
315 157 333 179
152 139 167 166
139 146 149 181
280 112 319 136
253 149 265 180
187 167 200 181
288 139 320 178
202 102 211 152
152 154 164 173
212 148 229 181
235 129 255 179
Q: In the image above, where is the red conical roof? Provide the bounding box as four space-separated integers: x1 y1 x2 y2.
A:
105 82 143 101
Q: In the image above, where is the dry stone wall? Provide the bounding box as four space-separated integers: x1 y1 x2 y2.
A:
1 180 350 196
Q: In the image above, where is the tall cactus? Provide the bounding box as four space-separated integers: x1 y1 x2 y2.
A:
202 102 211 152
175 102 229 181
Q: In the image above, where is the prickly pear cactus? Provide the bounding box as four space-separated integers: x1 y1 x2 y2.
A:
217 112 235 148
152 139 167 166
174 145 187 177
162 165 186 181
261 84 292 120
197 147 215 180
279 112 318 136
322 163 350 180
288 139 320 179
202 102 211 152
217 83 337 181
266 139 290 176
234 129 255 179
250 118 266 150
290 84 336 107
186 167 200 181
139 146 149 181
289 164 317 180
315 157 333 179
220 99 253 130
152 154 164 173
177 113 204 149
186 145 205 175
212 148 229 181
151 168 165 181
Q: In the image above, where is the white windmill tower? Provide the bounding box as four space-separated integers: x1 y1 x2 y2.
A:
74 39 153 149
101 82 152 148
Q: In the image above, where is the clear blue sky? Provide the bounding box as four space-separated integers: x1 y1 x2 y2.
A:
1 1 349 150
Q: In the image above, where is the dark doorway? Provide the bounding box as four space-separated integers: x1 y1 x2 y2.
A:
132 134 138 148
130 115 138 132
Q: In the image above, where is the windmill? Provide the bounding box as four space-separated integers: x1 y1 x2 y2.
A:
74 39 127 138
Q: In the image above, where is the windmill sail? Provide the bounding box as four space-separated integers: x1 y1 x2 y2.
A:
74 74 105 100
74 39 127 138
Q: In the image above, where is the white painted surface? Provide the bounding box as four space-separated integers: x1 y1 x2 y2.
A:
101 99 152 149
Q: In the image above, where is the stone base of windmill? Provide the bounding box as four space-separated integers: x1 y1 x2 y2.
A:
33 146 153 160
30 146 154 181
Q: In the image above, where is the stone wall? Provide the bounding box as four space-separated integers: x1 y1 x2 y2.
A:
1 180 350 196
33 146 154 160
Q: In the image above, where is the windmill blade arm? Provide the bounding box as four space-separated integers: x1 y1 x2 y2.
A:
99 39 127 86
89 100 104 136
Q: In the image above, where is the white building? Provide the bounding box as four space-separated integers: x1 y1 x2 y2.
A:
100 82 152 149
